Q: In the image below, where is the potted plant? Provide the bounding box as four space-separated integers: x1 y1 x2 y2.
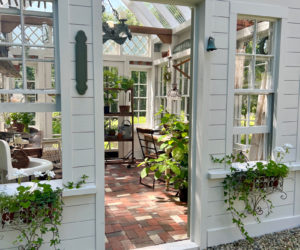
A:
211 144 292 242
138 108 189 202
104 120 118 137
103 70 119 114
19 113 35 133
119 76 134 114
0 170 63 250
10 112 24 132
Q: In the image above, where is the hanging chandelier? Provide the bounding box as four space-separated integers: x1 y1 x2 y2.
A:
102 0 132 45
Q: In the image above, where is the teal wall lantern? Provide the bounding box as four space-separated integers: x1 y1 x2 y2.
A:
75 30 88 95
207 36 217 52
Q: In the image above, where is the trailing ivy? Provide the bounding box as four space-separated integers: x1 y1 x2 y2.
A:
212 145 291 243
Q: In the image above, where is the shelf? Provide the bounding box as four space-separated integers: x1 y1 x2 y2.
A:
104 88 133 91
105 136 133 142
104 112 133 117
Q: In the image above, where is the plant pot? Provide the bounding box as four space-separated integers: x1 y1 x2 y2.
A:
179 187 188 202
108 130 116 136
12 122 24 132
2 212 14 226
104 106 110 114
119 105 130 113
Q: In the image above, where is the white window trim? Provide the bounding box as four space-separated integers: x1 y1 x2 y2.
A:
0 1 60 113
225 2 288 156
130 68 150 126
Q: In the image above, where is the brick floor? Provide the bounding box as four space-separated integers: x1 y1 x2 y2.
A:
105 165 188 250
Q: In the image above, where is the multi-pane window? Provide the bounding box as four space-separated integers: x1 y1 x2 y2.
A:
0 0 58 110
175 59 190 118
103 66 119 151
132 70 147 124
154 65 168 124
233 17 276 160
103 34 150 57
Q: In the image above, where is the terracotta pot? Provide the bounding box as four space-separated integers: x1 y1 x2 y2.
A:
119 105 130 113
2 212 14 226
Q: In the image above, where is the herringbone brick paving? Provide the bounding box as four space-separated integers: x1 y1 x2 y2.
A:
105 165 188 250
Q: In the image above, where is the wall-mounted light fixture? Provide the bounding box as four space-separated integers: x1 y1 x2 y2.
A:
207 36 217 52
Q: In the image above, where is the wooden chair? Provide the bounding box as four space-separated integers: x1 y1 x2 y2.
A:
136 128 164 189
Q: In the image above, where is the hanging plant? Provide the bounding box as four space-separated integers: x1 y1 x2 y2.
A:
211 144 292 242
163 65 171 84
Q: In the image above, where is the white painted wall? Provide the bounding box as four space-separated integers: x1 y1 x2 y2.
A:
190 0 300 249
0 0 104 249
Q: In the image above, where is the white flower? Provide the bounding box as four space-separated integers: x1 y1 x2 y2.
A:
273 146 285 153
283 143 293 149
46 170 55 178
33 171 44 178
12 169 28 178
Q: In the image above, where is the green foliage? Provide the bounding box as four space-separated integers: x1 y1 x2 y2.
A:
212 146 290 243
102 7 141 25
138 107 189 190
52 112 61 135
103 70 134 106
0 182 63 249
63 175 89 189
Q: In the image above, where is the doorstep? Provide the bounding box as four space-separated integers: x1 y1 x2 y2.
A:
135 240 199 250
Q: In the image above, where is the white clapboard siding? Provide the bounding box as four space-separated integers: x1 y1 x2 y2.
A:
72 115 95 133
210 64 228 79
72 132 95 150
73 166 96 183
0 199 96 249
213 17 229 33
73 149 95 167
209 80 227 94
208 110 227 125
72 98 95 115
213 0 230 18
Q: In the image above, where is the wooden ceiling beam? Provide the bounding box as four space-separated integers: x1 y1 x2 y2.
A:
128 25 172 44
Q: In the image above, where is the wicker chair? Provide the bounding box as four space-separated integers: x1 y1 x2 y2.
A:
41 138 62 169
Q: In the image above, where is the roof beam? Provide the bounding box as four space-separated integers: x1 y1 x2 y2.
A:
129 25 172 43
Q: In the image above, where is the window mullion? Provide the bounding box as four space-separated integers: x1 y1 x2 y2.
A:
20 1 27 92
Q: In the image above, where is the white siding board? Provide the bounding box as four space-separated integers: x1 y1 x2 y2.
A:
69 6 92 25
282 81 299 94
208 110 226 125
69 0 92 7
207 140 226 154
73 149 95 167
211 49 228 64
279 122 298 136
285 53 300 67
214 1 230 17
72 132 95 150
287 23 300 38
72 115 95 133
73 166 95 183
212 32 229 49
209 80 227 94
286 38 300 52
60 220 95 239
209 95 227 110
279 108 298 122
63 195 95 207
63 204 95 223
213 17 229 33
72 98 95 115
288 8 300 23
284 67 300 81
210 64 228 80
281 94 299 108
208 125 226 140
